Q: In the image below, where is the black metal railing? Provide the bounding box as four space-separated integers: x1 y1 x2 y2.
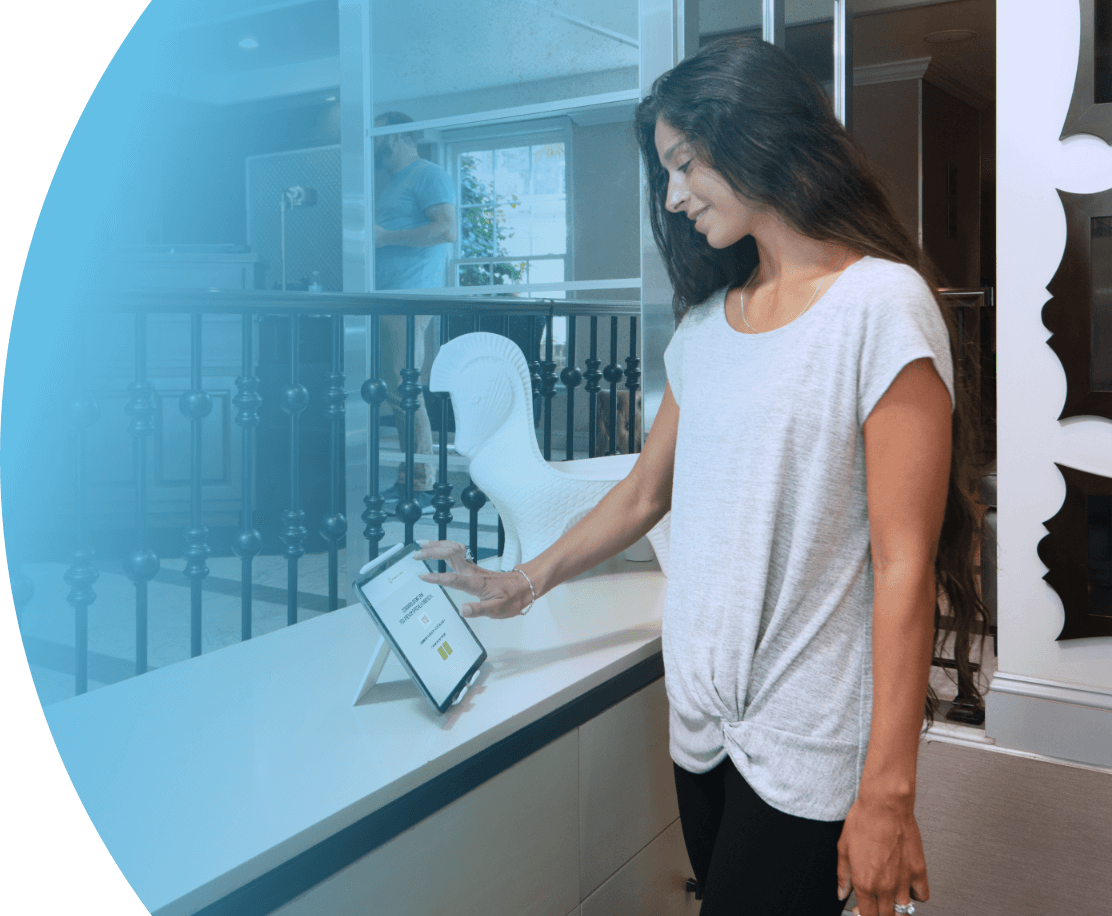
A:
47 290 640 696
42 287 993 699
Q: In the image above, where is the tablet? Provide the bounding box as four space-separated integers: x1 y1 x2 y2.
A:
353 542 487 714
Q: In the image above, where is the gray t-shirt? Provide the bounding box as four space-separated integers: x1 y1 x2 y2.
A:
662 256 955 821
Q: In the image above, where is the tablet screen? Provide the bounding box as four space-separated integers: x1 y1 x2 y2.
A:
356 549 485 709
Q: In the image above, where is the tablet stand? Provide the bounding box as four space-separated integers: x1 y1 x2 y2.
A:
352 632 395 705
352 635 479 707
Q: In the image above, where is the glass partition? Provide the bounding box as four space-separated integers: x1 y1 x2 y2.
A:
785 0 836 90
699 0 762 45
698 1 849 117
368 0 641 296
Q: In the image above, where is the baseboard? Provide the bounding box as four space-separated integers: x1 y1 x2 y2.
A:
985 672 1112 768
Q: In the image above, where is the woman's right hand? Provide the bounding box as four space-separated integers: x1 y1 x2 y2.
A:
413 541 535 619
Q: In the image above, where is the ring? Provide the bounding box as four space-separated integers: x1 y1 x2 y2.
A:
894 903 915 915
465 548 474 562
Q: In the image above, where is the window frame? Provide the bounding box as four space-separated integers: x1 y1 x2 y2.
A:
441 118 573 293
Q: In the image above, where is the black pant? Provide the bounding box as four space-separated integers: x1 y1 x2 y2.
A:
674 759 848 915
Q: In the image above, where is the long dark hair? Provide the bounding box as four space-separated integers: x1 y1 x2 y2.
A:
636 37 989 723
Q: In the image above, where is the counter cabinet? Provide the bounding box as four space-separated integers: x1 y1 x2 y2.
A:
274 679 699 916
44 561 694 915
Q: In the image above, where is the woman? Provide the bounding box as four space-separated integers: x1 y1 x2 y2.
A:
417 37 986 916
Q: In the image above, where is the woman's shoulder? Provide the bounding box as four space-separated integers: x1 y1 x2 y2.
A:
846 256 931 291
845 256 935 300
837 257 938 320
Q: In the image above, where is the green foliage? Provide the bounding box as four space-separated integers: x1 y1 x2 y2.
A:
459 154 526 286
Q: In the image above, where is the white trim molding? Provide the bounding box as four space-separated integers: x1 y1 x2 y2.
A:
924 62 992 111
848 56 990 113
852 56 931 86
986 672 1112 769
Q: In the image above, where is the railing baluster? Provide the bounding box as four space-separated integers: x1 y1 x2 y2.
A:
541 308 557 461
432 318 454 570
65 315 99 695
461 482 487 563
561 316 581 460
279 314 308 625
528 315 542 419
626 315 641 454
321 315 347 611
460 311 486 562
180 313 212 658
361 314 388 561
232 314 263 638
397 314 423 544
603 316 624 455
124 314 159 672
585 317 601 458
51 294 650 690
498 516 506 558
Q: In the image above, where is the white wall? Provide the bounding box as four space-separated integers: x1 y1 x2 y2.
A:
993 0 1112 761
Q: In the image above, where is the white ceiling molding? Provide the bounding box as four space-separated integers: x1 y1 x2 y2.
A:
848 55 990 109
699 0 973 34
855 0 970 14
924 61 991 110
852 56 932 86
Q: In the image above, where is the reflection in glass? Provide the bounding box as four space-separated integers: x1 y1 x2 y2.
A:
1087 495 1112 617
699 0 762 44
1097 0 1112 105
784 0 834 88
698 1 833 97
1091 217 1112 390
368 0 640 295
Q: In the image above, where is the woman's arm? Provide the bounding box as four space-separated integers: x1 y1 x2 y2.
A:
416 383 679 618
837 357 951 916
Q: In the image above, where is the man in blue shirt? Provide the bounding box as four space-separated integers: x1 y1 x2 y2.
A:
374 112 456 509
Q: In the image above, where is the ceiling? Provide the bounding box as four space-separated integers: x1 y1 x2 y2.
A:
854 0 994 104
155 0 994 109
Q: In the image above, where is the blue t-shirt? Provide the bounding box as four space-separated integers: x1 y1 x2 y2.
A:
375 159 455 290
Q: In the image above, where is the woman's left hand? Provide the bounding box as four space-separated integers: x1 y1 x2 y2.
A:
836 793 929 916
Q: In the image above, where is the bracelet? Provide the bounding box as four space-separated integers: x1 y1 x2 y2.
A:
512 567 536 616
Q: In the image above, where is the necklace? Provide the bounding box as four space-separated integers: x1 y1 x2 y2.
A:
739 250 849 333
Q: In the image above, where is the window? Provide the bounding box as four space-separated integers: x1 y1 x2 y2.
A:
448 126 569 293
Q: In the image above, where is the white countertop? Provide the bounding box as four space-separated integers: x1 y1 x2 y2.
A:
44 559 667 916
